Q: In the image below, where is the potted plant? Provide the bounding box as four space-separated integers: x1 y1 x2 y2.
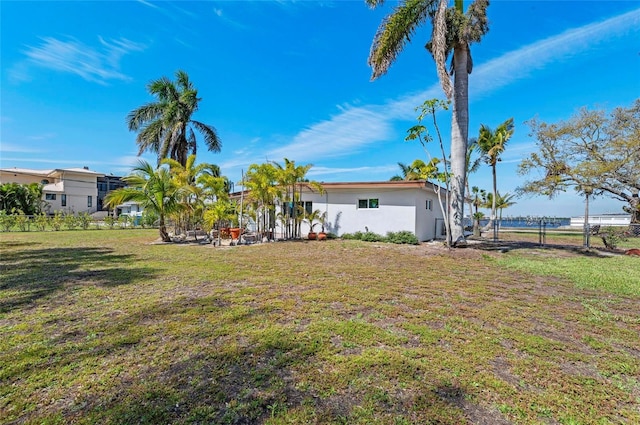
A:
229 209 242 240
317 212 328 240
204 199 235 246
305 209 326 240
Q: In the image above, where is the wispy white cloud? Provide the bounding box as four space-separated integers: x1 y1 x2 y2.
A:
269 7 640 162
308 164 397 178
267 107 393 162
0 143 47 154
10 36 146 84
136 0 158 9
211 7 249 30
27 133 56 141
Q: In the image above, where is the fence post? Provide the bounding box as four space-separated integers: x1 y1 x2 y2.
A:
538 220 547 247
583 223 590 248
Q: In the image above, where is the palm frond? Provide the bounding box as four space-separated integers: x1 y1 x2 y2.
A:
431 0 453 98
369 0 438 80
191 120 222 153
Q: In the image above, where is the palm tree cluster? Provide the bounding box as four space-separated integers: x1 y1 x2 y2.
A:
104 155 231 242
242 158 323 241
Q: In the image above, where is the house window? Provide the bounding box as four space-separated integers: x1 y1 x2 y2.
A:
426 199 432 210
45 193 56 201
61 194 67 207
298 201 313 216
358 198 379 209
87 196 92 208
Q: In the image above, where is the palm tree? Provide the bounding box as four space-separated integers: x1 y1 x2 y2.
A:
391 159 440 181
243 163 279 240
367 0 489 245
494 191 516 224
105 161 181 242
470 185 485 236
477 117 514 230
127 70 221 167
162 154 225 238
390 162 412 181
272 159 314 239
465 139 482 223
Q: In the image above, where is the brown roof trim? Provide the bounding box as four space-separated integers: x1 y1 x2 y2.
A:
229 180 448 198
300 180 447 192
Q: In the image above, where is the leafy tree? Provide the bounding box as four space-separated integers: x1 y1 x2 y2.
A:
105 161 181 242
0 182 43 215
518 100 640 223
367 0 490 245
127 70 221 167
476 117 514 229
406 99 452 246
390 159 440 181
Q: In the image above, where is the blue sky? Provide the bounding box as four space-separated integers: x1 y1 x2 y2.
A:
1 0 639 217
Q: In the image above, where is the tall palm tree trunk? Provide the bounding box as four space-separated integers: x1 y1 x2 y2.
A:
449 46 469 246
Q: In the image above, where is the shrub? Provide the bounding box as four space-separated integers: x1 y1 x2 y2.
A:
14 212 30 232
34 213 49 231
600 226 628 250
118 215 131 229
386 231 419 245
0 211 15 231
77 212 92 230
63 213 79 230
104 216 117 229
141 210 159 228
51 211 64 231
360 231 386 242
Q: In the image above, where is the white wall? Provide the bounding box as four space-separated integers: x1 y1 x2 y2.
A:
52 171 99 214
301 186 445 241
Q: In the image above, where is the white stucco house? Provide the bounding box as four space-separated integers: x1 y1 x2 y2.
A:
0 167 104 214
260 181 447 241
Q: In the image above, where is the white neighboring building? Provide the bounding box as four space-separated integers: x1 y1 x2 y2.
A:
569 214 631 227
0 167 104 214
114 201 143 218
293 181 447 241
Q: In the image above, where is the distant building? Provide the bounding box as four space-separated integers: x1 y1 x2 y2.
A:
0 167 104 214
569 213 631 227
97 175 127 211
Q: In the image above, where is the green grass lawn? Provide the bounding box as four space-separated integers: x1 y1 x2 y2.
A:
1 229 639 424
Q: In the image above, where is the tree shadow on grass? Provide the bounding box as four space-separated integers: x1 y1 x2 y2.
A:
0 246 157 313
470 240 623 258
